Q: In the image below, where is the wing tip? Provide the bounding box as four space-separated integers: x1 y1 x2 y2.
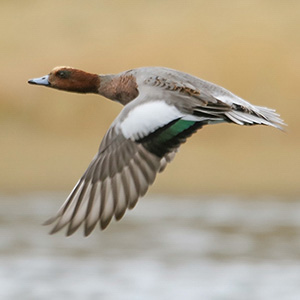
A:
100 218 112 230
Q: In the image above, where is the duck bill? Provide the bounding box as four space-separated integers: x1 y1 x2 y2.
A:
28 75 50 86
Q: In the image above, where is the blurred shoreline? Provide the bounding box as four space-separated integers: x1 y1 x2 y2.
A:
1 117 297 195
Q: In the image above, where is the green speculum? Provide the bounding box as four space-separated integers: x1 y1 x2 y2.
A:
155 119 196 143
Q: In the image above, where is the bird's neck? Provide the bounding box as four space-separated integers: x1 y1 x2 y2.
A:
98 74 139 105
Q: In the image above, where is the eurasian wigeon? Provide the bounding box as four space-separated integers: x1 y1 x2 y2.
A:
28 66 285 236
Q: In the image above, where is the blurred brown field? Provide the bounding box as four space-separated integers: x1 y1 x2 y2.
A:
0 0 299 195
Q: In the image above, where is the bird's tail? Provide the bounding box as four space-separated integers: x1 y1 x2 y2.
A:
224 105 286 130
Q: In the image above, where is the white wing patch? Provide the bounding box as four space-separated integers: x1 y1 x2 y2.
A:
120 101 183 140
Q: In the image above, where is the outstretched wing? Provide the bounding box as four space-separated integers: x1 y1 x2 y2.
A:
45 127 161 236
45 100 206 236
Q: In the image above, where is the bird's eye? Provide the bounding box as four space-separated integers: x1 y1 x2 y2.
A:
57 71 67 78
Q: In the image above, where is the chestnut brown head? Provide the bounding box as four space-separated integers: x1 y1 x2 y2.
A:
28 66 100 94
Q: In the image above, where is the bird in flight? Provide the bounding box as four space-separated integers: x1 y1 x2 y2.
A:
28 66 284 236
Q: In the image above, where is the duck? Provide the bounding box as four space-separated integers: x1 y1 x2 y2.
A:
28 66 285 236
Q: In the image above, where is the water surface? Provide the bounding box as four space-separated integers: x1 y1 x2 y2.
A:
0 194 299 300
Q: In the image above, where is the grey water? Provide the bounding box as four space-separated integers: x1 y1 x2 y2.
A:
0 193 300 300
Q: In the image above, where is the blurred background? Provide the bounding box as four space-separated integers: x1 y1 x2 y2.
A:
0 1 300 299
